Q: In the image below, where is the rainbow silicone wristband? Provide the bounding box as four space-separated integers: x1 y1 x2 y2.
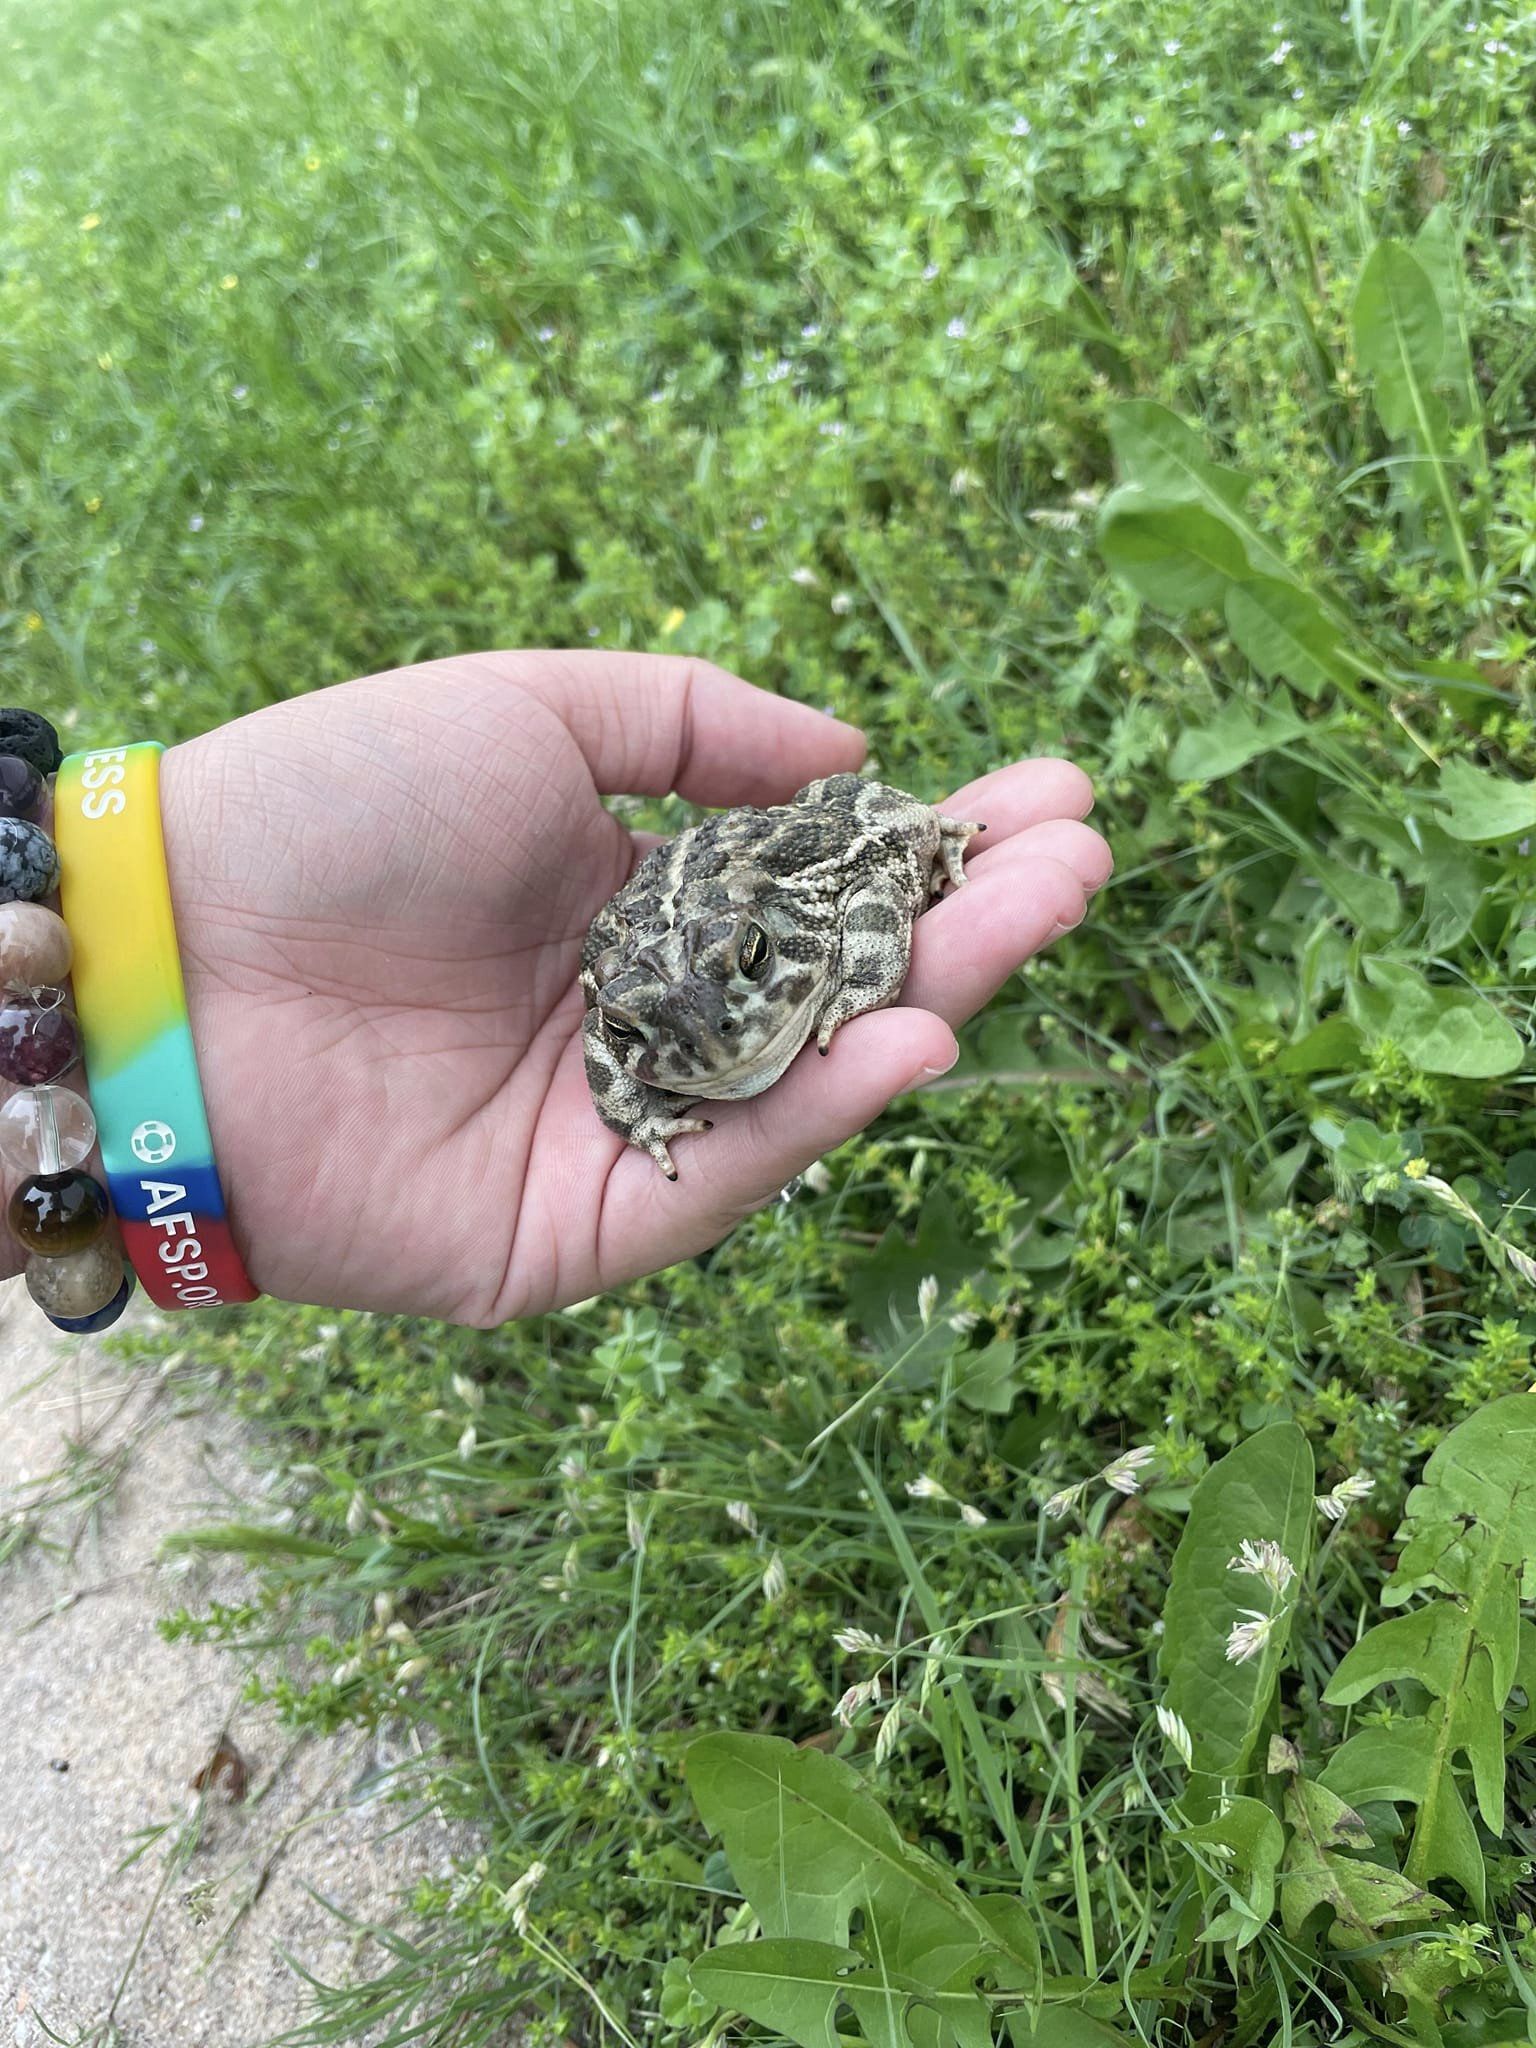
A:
52 742 259 1309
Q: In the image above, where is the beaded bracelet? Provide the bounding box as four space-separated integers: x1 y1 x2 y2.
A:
0 709 135 1332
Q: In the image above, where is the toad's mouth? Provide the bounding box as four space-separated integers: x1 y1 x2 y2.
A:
652 986 824 1103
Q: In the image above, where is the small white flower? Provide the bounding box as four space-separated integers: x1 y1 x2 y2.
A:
948 1307 980 1332
456 1423 477 1461
958 1502 988 1529
537 324 556 341
830 591 854 615
874 1698 903 1764
1132 113 1146 127
762 1551 787 1602
818 419 845 438
558 1454 585 1482
1225 1609 1279 1665
1212 127 1227 141
1044 1481 1087 1522
395 1657 429 1686
451 1372 482 1408
834 1675 882 1727
626 1497 646 1552
1317 1471 1374 1523
1269 37 1293 60
801 322 820 338
1155 1705 1194 1768
833 1626 887 1655
922 262 939 280
1100 1446 1155 1495
790 565 820 588
906 1474 948 1501
917 1274 939 1327
1227 1538 1297 1596
506 1860 546 1936
1163 37 1181 52
346 1491 368 1536
726 1499 758 1534
1397 118 1412 135
1011 114 1032 135
946 317 968 339
803 1160 833 1194
949 467 981 496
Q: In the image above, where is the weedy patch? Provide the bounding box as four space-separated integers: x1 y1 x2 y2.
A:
5 0 1536 2041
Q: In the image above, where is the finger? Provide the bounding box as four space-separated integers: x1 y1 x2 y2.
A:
492 650 867 805
598 1008 958 1272
963 817 1113 894
940 757 1097 839
903 842 1106 1024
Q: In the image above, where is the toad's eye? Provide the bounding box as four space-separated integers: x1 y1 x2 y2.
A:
738 922 773 980
603 1012 644 1045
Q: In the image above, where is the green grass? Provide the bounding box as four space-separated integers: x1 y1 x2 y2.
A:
4 0 1536 2041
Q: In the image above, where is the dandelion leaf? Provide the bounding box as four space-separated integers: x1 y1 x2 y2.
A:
685 1734 1040 1994
1279 1775 1446 1949
689 1940 992 2048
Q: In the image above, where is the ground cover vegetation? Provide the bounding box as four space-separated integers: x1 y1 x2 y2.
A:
4 0 1536 2041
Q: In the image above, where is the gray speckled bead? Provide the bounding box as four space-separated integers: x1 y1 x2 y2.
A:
0 817 59 905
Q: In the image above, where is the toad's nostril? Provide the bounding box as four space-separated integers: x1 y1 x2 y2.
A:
720 1019 735 1034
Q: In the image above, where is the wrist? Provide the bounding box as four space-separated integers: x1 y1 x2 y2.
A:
51 741 260 1310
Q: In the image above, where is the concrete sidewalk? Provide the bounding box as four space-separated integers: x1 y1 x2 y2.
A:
0 1278 472 2047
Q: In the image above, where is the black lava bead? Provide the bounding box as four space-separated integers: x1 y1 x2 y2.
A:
0 710 62 777
0 755 43 821
0 817 60 905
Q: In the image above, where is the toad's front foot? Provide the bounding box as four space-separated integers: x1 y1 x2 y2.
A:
629 1108 714 1179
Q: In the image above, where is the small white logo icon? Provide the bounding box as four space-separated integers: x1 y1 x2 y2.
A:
131 1119 177 1165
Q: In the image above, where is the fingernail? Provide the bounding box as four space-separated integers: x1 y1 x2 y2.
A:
919 1047 960 1078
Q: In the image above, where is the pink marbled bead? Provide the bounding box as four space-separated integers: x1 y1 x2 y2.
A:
0 901 72 989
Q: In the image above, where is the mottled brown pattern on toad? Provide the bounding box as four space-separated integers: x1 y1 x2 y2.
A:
581 773 983 1175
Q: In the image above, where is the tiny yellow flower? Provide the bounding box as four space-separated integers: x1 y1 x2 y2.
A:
24 612 43 632
304 153 322 172
96 351 113 371
1405 1158 1429 1180
220 273 238 290
660 606 686 635
79 212 101 231
84 496 101 514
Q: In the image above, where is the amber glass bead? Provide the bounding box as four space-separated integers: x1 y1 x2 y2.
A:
0 986 81 1086
7 1169 109 1256
25 1240 126 1319
0 902 72 988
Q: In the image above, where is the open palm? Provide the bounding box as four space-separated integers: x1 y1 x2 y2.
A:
93 653 1112 1326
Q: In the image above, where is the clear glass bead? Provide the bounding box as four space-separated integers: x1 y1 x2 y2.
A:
0 1086 97 1179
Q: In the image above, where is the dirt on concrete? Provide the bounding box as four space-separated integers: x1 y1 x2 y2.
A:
0 1276 476 2047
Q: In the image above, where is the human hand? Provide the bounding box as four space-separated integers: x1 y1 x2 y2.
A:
12 655 1111 1324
